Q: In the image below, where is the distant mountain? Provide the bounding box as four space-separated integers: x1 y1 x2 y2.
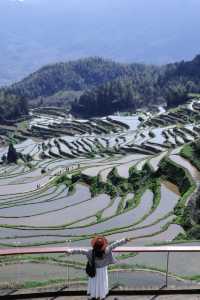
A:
2 55 200 119
7 57 160 109
8 58 137 100
0 0 200 86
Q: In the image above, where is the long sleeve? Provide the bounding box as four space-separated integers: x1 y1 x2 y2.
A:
108 238 128 251
66 248 88 255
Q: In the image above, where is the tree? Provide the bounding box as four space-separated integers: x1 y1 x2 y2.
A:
7 143 18 163
165 83 188 108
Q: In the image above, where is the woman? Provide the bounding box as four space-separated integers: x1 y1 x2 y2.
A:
67 236 130 300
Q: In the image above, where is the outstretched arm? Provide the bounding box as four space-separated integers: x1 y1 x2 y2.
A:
108 238 130 251
66 248 88 255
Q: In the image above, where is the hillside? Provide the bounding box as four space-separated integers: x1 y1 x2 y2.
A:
0 0 200 85
1 55 200 119
7 57 159 109
8 58 136 100
72 55 200 116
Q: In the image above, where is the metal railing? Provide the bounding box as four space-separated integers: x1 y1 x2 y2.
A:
0 246 200 298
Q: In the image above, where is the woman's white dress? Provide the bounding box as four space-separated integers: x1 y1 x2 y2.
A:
87 266 108 299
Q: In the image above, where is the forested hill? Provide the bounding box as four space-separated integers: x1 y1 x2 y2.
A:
8 58 146 100
1 0 200 86
1 55 200 120
163 54 200 82
6 57 159 110
72 55 200 116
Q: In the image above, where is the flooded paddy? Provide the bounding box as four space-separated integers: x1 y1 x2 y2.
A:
0 185 66 208
106 215 176 243
134 182 180 228
0 177 51 195
0 189 70 218
0 194 110 227
0 263 195 289
128 242 200 277
63 189 153 236
109 115 140 130
102 197 121 219
1 106 200 288
128 224 184 246
117 160 139 178
82 164 117 177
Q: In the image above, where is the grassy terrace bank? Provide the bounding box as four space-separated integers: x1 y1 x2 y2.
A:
181 140 200 171
157 157 197 238
179 141 200 239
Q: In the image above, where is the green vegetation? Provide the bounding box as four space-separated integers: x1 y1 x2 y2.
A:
158 158 194 196
10 58 136 98
181 139 200 171
81 173 118 199
55 173 71 185
158 157 197 232
181 185 200 239
0 90 28 122
72 55 200 116
7 143 18 163
2 55 200 118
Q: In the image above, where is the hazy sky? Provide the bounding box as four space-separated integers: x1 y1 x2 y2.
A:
0 0 200 85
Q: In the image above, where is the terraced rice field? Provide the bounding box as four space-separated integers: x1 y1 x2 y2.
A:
1 99 200 288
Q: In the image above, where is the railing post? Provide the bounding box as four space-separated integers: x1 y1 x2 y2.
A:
66 240 71 288
13 241 21 286
165 251 170 287
67 263 69 288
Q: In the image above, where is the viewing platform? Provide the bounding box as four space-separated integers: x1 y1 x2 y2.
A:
0 246 200 299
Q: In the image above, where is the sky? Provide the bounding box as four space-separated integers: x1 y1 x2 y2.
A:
0 0 200 85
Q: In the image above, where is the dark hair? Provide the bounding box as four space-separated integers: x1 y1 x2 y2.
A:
93 246 105 258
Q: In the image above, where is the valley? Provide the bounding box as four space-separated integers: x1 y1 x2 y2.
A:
1 96 200 288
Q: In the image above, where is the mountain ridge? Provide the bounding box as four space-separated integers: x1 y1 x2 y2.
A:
1 55 200 119
0 0 200 86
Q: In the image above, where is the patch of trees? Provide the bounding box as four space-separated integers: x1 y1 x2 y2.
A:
72 73 161 117
1 143 32 164
72 55 200 116
181 139 200 171
7 143 18 163
0 90 28 122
